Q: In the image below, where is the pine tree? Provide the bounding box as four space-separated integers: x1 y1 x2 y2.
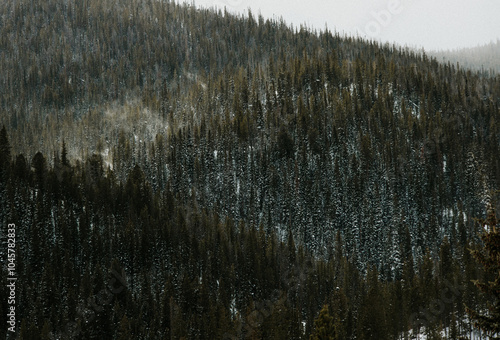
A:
0 125 11 180
32 152 48 190
357 265 388 340
61 140 69 166
310 304 337 340
116 315 133 340
466 205 500 339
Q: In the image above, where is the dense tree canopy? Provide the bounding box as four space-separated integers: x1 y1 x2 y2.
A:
0 0 499 338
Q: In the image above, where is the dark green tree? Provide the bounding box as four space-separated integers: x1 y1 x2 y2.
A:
61 139 69 166
0 125 11 181
466 206 500 339
310 304 337 340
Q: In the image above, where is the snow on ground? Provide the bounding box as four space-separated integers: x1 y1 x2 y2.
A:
406 324 487 339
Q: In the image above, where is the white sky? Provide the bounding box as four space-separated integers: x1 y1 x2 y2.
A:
181 0 500 51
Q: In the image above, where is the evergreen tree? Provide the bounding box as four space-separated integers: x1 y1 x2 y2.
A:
310 304 337 340
0 125 11 186
466 206 500 339
61 140 69 166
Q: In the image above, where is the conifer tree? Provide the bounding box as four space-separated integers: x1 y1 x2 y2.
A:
0 125 11 180
466 205 500 339
310 304 337 340
61 140 69 166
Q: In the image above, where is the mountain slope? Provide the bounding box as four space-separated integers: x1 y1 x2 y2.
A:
0 0 499 338
431 40 500 74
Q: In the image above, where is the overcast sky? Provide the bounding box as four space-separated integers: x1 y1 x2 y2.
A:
181 0 500 51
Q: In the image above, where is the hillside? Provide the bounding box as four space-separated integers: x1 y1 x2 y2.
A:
1 0 500 338
430 40 500 75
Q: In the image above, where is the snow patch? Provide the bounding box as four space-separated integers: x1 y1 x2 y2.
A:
230 298 237 319
442 208 454 219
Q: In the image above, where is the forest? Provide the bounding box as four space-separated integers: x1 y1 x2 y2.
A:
0 0 500 338
431 40 500 75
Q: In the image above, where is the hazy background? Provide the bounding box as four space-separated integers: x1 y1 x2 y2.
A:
180 0 500 51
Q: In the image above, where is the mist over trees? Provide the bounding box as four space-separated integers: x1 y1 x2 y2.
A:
431 40 500 75
0 0 499 338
